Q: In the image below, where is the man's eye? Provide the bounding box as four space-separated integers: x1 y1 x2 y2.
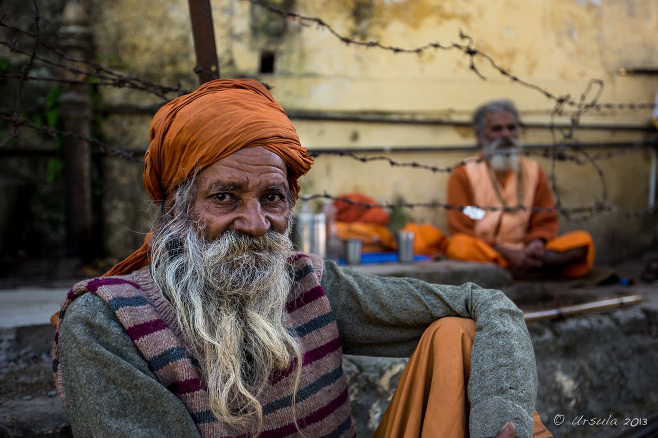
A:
214 193 230 202
264 193 284 202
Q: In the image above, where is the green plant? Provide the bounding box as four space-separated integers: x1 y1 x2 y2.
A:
45 85 62 128
46 158 64 183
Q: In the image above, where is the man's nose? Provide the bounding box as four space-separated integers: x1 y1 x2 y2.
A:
232 199 270 237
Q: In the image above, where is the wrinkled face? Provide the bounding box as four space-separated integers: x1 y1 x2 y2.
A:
189 146 291 240
479 111 519 151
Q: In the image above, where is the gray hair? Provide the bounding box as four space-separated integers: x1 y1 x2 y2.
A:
473 99 520 135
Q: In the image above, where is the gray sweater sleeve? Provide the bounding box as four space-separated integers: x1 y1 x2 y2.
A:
321 259 537 438
58 293 200 438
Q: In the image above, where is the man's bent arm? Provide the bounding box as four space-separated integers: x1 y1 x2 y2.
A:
58 293 200 438
321 260 537 438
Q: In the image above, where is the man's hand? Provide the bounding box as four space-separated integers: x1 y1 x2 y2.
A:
492 421 516 438
523 239 545 261
493 244 542 270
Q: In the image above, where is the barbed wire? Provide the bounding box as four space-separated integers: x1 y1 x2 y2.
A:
247 0 656 221
308 136 658 174
0 113 140 161
248 0 656 221
5 0 41 147
246 0 654 112
0 17 185 99
299 192 658 221
0 1 657 222
0 8 185 148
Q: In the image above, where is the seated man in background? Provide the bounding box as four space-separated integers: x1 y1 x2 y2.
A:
52 80 550 438
445 99 595 279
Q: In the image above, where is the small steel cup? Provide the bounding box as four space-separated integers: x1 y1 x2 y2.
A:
397 231 415 263
292 213 326 258
344 239 362 265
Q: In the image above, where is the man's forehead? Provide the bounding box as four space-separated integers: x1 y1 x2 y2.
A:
222 146 287 166
198 146 289 187
485 111 518 125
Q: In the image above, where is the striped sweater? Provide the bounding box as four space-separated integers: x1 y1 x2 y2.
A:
52 253 356 438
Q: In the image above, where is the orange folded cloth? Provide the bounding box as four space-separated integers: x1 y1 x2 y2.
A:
333 193 390 226
335 222 396 253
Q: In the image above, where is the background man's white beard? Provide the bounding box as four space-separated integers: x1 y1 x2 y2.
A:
489 153 520 172
150 219 301 432
483 137 522 172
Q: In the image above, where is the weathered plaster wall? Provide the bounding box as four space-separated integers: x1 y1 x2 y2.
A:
77 0 658 261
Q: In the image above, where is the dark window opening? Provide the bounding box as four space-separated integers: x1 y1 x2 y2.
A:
260 52 275 74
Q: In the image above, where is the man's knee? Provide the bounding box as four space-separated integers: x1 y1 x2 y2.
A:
423 317 476 343
414 317 477 379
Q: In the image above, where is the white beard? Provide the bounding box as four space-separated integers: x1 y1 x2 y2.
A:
149 214 301 434
483 137 522 172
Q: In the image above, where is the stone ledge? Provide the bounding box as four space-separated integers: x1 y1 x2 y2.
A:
345 260 514 289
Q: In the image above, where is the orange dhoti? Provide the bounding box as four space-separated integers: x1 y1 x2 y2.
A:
374 317 552 438
444 230 595 279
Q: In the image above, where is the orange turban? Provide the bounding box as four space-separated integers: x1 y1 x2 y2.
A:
146 78 313 202
105 78 313 276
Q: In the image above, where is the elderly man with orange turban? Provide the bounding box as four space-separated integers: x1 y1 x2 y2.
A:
51 79 551 438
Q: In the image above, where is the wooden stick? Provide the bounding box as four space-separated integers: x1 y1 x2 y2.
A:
523 294 644 323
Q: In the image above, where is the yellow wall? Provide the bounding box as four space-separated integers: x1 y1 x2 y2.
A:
92 0 658 262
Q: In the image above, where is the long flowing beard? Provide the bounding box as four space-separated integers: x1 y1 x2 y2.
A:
150 215 301 434
484 137 522 172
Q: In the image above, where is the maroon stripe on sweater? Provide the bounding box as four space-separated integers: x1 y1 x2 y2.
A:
86 277 142 293
285 285 325 313
259 387 350 438
288 253 307 263
167 378 203 395
125 319 168 340
270 337 342 385
304 337 342 366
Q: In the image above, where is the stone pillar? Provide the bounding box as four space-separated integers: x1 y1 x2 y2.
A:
58 0 93 260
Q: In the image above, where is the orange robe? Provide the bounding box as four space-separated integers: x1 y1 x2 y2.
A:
375 317 552 438
445 156 594 278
